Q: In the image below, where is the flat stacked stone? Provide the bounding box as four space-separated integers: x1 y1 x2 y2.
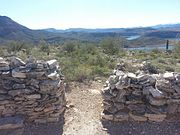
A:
102 63 180 122
0 57 66 125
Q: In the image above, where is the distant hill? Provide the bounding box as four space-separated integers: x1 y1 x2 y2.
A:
0 15 179 45
152 23 180 29
0 16 64 44
43 27 155 35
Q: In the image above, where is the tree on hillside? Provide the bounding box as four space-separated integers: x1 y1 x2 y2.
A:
100 38 120 55
38 40 50 55
63 42 76 53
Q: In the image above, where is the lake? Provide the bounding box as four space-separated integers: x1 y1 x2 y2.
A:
125 44 175 51
125 35 141 40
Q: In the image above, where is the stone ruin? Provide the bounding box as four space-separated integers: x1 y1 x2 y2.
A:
0 57 66 129
101 62 180 122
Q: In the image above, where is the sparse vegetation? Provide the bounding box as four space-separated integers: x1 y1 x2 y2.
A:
0 40 180 82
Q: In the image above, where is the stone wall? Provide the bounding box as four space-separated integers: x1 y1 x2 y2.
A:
101 63 180 122
0 57 66 123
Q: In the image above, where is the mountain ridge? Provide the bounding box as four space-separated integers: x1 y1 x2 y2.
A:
0 15 180 45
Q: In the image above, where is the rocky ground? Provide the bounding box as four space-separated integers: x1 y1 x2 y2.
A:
0 81 180 135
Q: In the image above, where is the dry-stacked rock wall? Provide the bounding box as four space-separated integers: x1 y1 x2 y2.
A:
0 57 66 123
102 63 180 122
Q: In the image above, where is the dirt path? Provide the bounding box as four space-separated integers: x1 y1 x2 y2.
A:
63 81 107 135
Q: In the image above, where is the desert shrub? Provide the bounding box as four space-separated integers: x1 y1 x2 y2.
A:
152 48 161 54
63 42 76 53
39 44 50 55
157 58 166 64
6 41 29 53
100 38 120 55
0 46 4 56
165 66 175 72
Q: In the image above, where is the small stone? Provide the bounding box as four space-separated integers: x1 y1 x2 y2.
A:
12 69 26 78
39 80 60 93
0 106 5 110
25 94 41 99
114 111 129 121
167 103 178 114
46 59 58 69
129 113 147 122
101 112 114 121
0 95 12 101
145 113 166 122
172 85 180 94
127 104 146 114
8 89 31 97
46 117 59 122
0 66 10 71
0 116 24 130
50 112 62 117
147 86 164 99
43 106 55 113
47 71 59 80
13 84 26 89
127 73 136 79
0 60 9 67
114 103 124 110
34 119 47 123
148 96 166 106
10 57 25 68
163 72 174 80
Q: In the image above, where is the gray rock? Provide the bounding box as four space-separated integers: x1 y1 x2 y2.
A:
129 112 147 122
0 61 9 67
46 59 58 69
8 89 31 97
156 79 175 93
12 84 25 89
127 73 136 79
101 112 114 121
39 80 60 93
25 94 41 99
10 57 25 68
114 111 129 121
0 116 24 130
127 104 146 114
0 95 12 101
145 113 166 122
147 86 164 99
12 68 26 78
47 71 59 80
167 103 178 114
0 66 10 71
172 85 180 94
116 75 130 89
148 96 166 106
163 72 174 80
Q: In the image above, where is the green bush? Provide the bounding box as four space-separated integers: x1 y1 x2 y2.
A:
100 38 120 55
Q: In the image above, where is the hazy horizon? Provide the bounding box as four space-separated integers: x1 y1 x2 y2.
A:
0 0 180 29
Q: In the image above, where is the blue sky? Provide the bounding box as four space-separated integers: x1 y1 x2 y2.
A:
0 0 180 29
